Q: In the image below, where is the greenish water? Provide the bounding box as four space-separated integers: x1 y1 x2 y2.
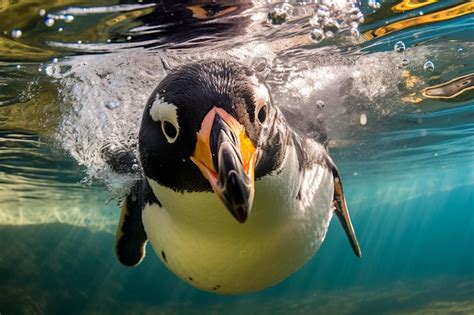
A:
0 1 473 314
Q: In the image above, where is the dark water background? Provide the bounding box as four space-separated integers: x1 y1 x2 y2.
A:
0 0 473 314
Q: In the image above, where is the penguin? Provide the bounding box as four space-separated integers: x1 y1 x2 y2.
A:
115 59 361 294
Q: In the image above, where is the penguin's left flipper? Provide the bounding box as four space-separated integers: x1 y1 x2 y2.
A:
115 180 153 266
329 161 362 258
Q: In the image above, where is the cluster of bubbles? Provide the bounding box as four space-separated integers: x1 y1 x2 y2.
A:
394 40 435 72
308 1 365 43
40 8 75 27
267 2 294 25
367 0 381 10
394 41 410 67
10 29 22 39
266 1 365 44
9 8 75 40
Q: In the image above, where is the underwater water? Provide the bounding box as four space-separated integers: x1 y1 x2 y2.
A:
0 0 473 314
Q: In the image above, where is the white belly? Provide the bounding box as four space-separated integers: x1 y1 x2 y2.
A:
142 146 334 294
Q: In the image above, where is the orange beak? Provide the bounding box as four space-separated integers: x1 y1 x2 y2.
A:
191 107 257 223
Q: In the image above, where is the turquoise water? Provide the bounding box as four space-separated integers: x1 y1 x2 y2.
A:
1 1 473 314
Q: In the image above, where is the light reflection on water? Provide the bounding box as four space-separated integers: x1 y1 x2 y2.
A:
0 0 473 314
0 131 116 231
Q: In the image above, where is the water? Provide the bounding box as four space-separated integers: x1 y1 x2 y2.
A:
0 0 473 314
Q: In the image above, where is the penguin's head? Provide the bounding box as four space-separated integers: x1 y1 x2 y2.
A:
139 60 281 223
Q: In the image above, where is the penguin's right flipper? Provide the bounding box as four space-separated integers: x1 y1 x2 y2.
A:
115 180 154 266
327 158 362 258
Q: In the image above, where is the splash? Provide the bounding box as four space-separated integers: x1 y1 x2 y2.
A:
48 51 166 196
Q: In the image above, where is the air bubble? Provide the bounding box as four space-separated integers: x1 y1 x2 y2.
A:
252 57 268 73
58 27 63 32
324 31 334 38
39 9 46 17
316 100 325 110
77 40 82 44
105 100 120 110
10 29 22 39
52 58 58 63
323 18 340 33
359 113 367 126
107 39 111 43
423 61 434 72
126 36 132 40
267 4 293 25
44 18 55 27
309 16 320 27
349 8 360 15
281 3 294 16
64 15 75 23
394 41 406 52
316 7 330 18
350 28 360 38
80 177 92 186
16 65 21 69
368 0 381 9
309 29 324 43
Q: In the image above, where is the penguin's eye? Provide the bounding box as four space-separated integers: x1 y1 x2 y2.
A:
161 120 179 143
149 97 180 144
257 105 267 123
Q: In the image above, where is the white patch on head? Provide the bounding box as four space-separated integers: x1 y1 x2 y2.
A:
150 95 180 143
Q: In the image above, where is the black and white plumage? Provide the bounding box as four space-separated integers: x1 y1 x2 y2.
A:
115 60 361 294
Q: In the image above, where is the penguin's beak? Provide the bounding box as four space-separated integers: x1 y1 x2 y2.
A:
191 107 257 223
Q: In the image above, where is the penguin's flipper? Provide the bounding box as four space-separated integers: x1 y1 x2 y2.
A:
115 180 150 266
101 143 140 175
330 163 362 258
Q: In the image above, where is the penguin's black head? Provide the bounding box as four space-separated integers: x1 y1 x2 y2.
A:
139 59 280 223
